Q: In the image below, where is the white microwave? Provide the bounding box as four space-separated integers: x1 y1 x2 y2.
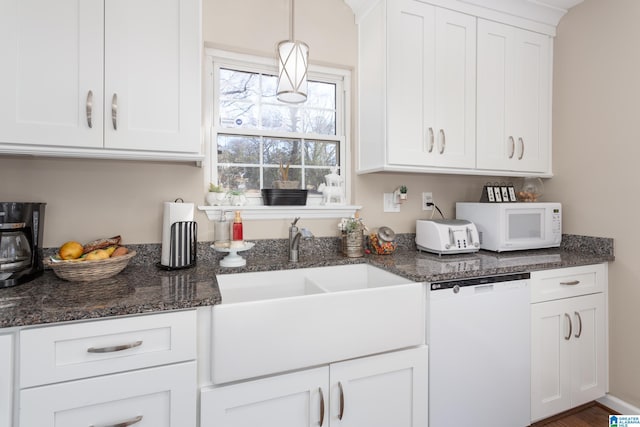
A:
455 202 561 252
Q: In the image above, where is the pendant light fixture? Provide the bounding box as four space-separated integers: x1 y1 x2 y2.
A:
276 0 309 104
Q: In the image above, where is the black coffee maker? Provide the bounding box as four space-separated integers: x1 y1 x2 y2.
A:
0 202 46 288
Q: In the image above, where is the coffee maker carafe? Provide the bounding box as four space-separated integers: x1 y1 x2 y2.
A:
0 202 46 288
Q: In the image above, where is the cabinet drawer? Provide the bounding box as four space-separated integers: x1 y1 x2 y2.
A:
20 310 196 388
530 264 607 303
19 361 196 427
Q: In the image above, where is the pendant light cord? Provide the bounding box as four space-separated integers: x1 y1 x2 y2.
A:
290 0 295 41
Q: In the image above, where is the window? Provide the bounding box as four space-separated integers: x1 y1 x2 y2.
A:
205 49 350 203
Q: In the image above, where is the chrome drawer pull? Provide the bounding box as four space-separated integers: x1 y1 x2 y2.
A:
426 127 435 153
338 381 345 420
319 387 325 426
86 90 93 129
87 340 142 353
111 93 118 130
574 311 583 338
508 136 515 159
564 313 572 341
560 280 580 286
90 415 143 427
518 137 525 160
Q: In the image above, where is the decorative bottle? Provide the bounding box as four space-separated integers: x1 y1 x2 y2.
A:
232 211 243 242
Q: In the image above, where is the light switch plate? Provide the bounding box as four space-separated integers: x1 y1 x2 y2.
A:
384 193 400 212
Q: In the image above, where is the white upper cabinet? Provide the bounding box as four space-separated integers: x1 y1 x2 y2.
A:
0 0 202 161
354 0 569 177
0 0 104 149
477 19 552 173
359 0 476 173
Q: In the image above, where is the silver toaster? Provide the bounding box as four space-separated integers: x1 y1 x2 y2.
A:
416 219 480 255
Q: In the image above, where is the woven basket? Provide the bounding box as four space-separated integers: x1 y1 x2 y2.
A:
47 250 136 282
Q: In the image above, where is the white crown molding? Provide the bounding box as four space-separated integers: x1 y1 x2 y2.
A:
344 0 583 35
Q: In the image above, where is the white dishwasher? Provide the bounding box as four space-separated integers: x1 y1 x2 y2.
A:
427 272 531 427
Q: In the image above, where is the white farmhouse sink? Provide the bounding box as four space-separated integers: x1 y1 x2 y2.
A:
211 264 424 384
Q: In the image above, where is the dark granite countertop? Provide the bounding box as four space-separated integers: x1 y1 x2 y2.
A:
0 234 613 329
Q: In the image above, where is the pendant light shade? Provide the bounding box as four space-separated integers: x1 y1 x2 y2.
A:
277 0 309 104
277 40 309 103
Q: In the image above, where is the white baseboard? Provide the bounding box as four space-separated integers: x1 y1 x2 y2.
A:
598 394 640 414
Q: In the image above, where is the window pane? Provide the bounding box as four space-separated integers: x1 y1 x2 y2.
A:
263 138 302 166
305 140 338 166
219 68 260 129
306 81 336 109
218 166 261 192
217 134 260 164
301 109 336 135
305 168 333 191
261 104 302 133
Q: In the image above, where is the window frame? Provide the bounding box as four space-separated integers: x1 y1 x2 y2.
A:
204 48 352 205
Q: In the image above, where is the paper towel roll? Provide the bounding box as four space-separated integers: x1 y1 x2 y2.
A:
161 201 194 266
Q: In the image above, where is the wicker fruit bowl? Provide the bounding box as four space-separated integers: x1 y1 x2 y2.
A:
46 250 136 282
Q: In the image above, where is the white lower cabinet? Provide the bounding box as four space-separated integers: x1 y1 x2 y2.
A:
20 361 196 427
0 334 13 427
201 346 428 427
530 264 608 422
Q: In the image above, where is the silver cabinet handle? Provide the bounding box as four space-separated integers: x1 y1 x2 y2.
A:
438 129 446 154
560 280 580 286
426 127 435 153
86 90 93 129
564 313 572 341
574 311 583 338
111 93 118 130
338 381 345 420
87 340 142 353
518 137 524 160
508 136 515 159
90 415 143 427
318 387 325 426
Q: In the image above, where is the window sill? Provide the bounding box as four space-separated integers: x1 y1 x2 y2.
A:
198 205 362 220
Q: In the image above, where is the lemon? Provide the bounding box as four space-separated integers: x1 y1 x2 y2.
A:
59 241 84 260
85 249 110 261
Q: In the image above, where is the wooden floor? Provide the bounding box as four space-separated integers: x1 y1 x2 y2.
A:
531 402 618 427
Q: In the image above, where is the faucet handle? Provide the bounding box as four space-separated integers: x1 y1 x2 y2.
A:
291 217 301 227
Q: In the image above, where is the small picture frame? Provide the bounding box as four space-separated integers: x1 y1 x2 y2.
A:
501 186 510 202
486 186 495 202
493 187 503 202
508 186 517 202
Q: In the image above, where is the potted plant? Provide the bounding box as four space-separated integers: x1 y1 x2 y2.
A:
273 161 300 189
206 183 227 206
228 189 246 206
399 185 408 200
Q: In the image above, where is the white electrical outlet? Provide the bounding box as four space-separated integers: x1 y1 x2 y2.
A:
422 192 433 211
384 193 400 212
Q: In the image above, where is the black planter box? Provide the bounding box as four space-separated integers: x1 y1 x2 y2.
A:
261 189 308 206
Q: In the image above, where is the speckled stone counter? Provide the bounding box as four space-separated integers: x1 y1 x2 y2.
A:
0 234 613 329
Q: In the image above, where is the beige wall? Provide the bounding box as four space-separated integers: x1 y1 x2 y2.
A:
548 0 640 408
0 0 491 248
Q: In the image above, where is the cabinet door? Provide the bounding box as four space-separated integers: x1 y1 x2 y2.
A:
570 293 607 408
531 298 572 421
0 0 104 148
201 367 328 427
20 362 196 427
329 346 428 427
104 0 201 154
477 19 550 173
387 1 475 169
531 293 606 421
0 334 12 427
